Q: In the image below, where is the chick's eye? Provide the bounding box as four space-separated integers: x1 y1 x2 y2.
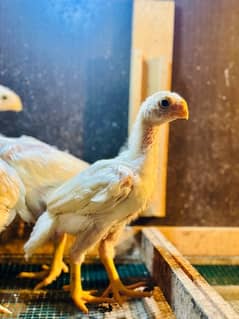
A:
1 95 7 100
160 99 170 108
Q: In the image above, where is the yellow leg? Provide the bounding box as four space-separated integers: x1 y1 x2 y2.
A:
0 304 12 314
18 233 68 289
70 262 113 314
99 241 152 305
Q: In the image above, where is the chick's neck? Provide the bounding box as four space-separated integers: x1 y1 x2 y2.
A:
128 116 161 182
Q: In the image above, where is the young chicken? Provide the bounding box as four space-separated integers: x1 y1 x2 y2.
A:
24 91 189 313
0 84 23 314
0 137 89 287
0 85 89 313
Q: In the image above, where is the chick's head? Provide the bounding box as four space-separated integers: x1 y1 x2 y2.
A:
141 91 189 125
0 85 23 112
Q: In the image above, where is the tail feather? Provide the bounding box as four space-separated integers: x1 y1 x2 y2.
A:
24 211 54 259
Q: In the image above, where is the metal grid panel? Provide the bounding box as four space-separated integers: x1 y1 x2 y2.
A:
195 265 239 285
195 265 239 315
0 262 161 319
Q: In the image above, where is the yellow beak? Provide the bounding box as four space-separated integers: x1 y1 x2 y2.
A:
181 100 189 120
171 99 189 120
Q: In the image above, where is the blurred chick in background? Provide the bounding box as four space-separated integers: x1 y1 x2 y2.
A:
0 136 89 281
25 91 189 313
0 84 23 314
0 85 89 313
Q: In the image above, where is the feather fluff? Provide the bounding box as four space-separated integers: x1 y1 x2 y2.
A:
0 135 89 227
24 211 54 259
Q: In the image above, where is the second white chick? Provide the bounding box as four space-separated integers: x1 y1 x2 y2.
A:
0 84 23 314
0 84 89 291
25 91 189 313
0 136 89 286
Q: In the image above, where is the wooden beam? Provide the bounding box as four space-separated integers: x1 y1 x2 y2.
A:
131 1 175 60
128 49 143 130
129 0 175 217
158 226 239 258
144 58 171 217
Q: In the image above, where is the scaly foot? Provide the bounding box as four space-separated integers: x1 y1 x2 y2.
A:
71 289 113 314
102 280 152 305
69 262 113 313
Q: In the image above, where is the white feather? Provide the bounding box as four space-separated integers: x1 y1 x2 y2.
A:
24 211 54 259
0 136 89 223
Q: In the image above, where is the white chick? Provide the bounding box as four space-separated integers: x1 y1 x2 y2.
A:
24 91 189 313
0 137 89 286
0 85 89 314
0 84 23 314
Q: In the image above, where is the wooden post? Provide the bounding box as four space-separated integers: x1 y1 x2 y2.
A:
144 58 172 216
128 49 143 131
128 0 175 216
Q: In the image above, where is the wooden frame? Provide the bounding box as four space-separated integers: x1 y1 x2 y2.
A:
141 228 238 318
158 226 239 264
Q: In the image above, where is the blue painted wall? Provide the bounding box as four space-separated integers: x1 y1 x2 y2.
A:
0 0 132 162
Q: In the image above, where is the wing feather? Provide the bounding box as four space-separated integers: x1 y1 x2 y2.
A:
47 163 134 217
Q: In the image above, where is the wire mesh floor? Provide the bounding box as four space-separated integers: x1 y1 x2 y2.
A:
0 260 170 319
195 264 239 314
195 265 239 285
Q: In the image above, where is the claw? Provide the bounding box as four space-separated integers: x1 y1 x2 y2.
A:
102 280 147 297
18 261 68 289
18 267 48 280
99 242 152 306
69 262 114 313
102 280 152 304
62 262 69 273
20 233 68 288
72 296 89 314
72 289 113 313
34 261 68 289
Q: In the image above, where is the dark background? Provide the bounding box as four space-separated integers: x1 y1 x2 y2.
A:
0 0 238 226
0 0 131 162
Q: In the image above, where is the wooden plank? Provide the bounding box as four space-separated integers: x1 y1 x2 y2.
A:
150 287 176 319
188 256 239 266
158 226 239 257
214 286 239 301
129 0 175 217
132 1 175 61
141 228 238 319
128 49 144 130
144 59 171 216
